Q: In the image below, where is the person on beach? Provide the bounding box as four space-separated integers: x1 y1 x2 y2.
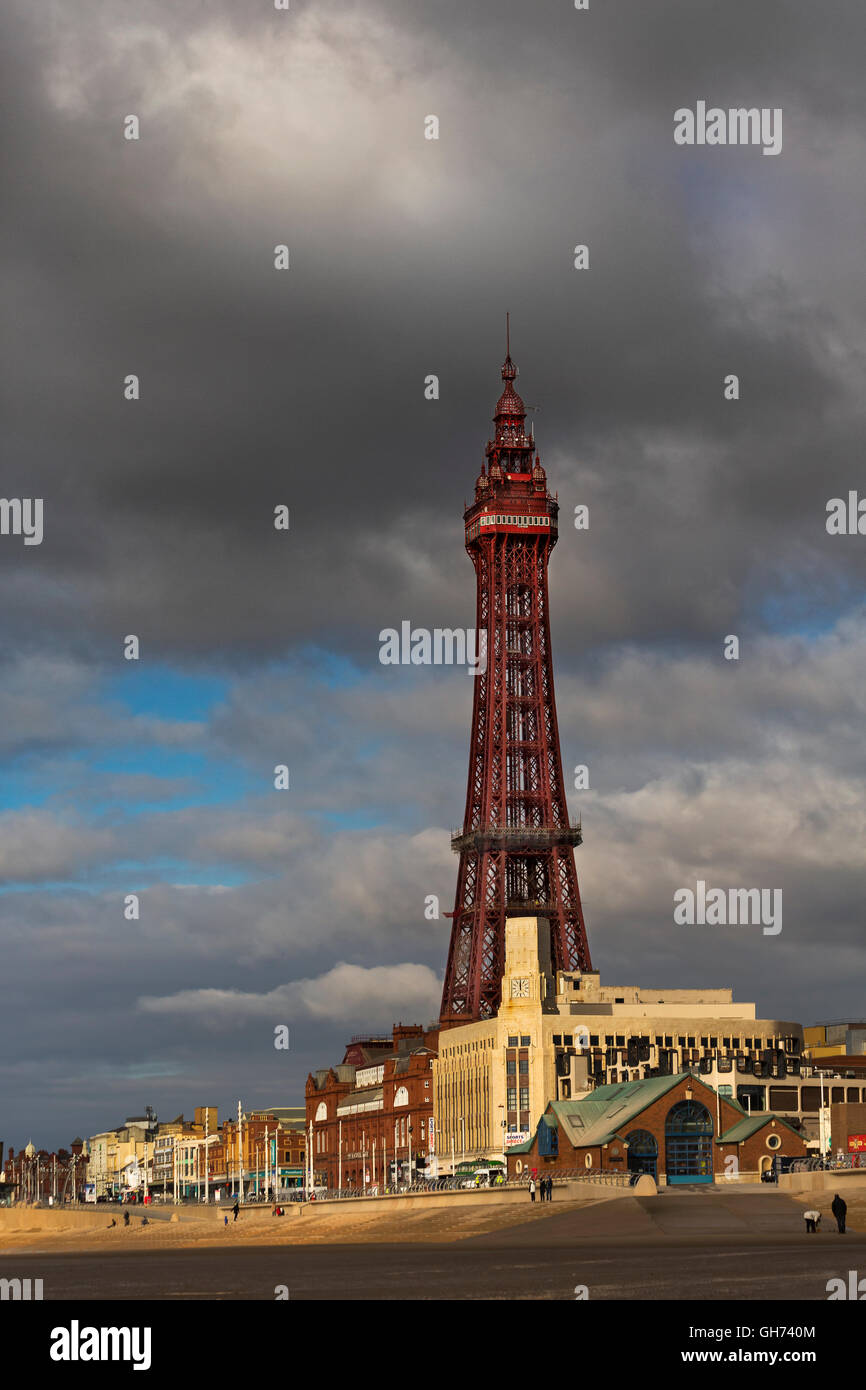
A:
831 1193 847 1233
529 1179 536 1202
804 1208 821 1232
232 1199 239 1222
123 1210 130 1227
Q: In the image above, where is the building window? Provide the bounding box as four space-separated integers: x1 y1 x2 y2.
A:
519 1088 529 1110
518 1058 528 1075
520 1035 530 1046
507 1089 517 1110
508 1036 518 1047
506 1058 516 1074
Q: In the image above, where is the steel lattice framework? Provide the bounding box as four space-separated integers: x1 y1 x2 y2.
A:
440 334 592 1026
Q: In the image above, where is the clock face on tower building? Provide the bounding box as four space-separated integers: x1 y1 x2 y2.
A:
511 977 530 999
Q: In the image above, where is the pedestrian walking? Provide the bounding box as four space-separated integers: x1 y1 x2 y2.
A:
123 1210 130 1227
232 1199 239 1222
546 1176 553 1201
803 1208 821 1233
529 1178 536 1202
831 1193 847 1233
538 1177 545 1203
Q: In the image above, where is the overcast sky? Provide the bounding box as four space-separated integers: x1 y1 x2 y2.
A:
2 0 865 1149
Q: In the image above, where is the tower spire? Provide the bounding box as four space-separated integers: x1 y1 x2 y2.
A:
441 341 591 1028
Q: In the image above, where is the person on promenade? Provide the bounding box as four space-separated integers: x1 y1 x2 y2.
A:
529 1178 536 1202
123 1210 130 1227
232 1199 240 1222
546 1177 553 1201
804 1208 821 1232
831 1193 847 1233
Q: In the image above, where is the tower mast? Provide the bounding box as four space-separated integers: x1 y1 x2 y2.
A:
440 331 592 1025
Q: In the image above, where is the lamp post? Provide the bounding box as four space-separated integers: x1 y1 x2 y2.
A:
236 1101 243 1202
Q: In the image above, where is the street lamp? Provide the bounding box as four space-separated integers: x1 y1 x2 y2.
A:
499 1104 507 1174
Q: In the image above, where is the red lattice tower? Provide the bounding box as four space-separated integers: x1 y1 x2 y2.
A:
440 327 592 1026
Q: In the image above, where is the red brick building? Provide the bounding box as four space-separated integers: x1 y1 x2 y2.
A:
306 1024 438 1188
506 1073 807 1184
2 1138 88 1203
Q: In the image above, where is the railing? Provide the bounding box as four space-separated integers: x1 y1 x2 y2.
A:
295 1169 638 1202
450 822 582 854
790 1155 865 1173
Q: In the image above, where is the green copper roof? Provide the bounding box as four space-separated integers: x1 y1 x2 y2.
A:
717 1112 803 1144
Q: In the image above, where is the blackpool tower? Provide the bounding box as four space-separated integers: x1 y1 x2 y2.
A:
440 327 592 1026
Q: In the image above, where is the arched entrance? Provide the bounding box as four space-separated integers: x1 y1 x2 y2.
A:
665 1099 714 1185
625 1129 658 1180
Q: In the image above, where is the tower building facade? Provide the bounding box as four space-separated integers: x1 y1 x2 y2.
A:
440 335 592 1026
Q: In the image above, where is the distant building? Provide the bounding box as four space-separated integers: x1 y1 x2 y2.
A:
804 1020 866 1059
2 1140 87 1203
506 1072 807 1184
222 1112 306 1196
306 1024 438 1188
261 1106 305 1133
433 916 807 1169
87 1114 158 1199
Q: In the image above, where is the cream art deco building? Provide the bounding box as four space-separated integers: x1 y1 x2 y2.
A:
432 916 805 1168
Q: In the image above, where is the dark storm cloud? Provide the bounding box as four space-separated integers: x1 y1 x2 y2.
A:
2 0 865 660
